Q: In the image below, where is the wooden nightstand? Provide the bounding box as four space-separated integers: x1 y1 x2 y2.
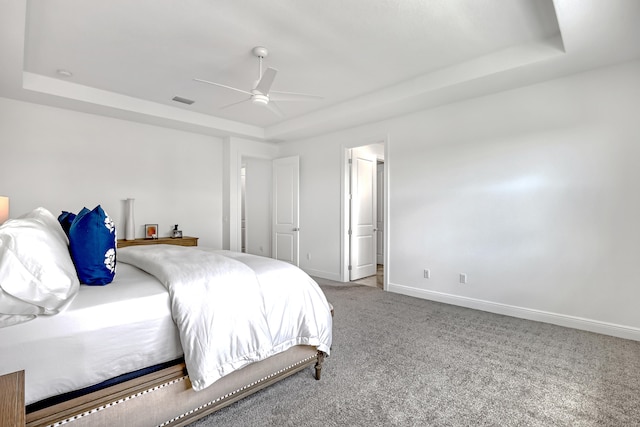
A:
117 236 199 248
0 370 25 426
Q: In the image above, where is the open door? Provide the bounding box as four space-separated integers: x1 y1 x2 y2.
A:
349 148 377 280
272 156 300 265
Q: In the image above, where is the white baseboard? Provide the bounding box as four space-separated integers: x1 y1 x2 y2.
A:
388 282 640 342
304 268 342 282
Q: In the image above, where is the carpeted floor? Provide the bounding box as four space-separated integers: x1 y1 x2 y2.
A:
188 278 640 426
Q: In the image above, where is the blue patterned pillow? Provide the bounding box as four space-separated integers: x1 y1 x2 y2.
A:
57 211 76 237
68 206 116 285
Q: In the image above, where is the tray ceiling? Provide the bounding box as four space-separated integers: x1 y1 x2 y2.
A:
1 0 639 141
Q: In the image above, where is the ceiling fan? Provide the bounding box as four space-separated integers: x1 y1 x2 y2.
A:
193 46 322 117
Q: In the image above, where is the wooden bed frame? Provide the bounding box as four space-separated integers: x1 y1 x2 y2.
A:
26 346 326 427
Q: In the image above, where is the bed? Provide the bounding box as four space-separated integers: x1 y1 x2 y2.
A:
0 208 333 427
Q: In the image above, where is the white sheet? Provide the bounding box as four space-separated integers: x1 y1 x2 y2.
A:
0 263 183 405
118 246 333 392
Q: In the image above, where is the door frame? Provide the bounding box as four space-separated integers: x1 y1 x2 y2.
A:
224 136 279 253
341 135 390 289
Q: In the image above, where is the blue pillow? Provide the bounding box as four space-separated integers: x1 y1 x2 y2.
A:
57 211 76 237
68 205 116 285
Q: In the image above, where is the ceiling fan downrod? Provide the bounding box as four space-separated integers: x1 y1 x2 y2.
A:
252 46 269 81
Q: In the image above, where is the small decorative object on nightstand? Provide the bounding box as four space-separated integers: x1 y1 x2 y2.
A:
172 224 183 238
144 224 158 239
124 198 135 240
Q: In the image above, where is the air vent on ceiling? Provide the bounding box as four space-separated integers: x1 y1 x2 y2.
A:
172 96 194 105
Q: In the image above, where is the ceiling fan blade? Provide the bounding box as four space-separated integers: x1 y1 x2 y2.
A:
193 78 253 96
265 100 284 117
219 97 251 110
255 67 278 95
269 90 323 102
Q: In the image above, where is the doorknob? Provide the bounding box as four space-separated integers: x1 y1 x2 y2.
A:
293 227 300 231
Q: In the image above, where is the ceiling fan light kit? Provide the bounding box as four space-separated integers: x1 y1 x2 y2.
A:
193 46 322 117
251 93 269 106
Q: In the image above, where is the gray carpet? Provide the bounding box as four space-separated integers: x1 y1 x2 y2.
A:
188 279 640 426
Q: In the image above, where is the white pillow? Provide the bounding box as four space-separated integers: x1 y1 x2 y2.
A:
0 207 80 328
21 206 70 245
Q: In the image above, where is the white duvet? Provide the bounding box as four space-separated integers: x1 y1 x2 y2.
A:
118 246 332 392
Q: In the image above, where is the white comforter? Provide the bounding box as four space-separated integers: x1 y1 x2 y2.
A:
118 246 332 391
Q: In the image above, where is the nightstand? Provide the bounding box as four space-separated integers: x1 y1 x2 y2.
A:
0 370 25 426
117 236 199 248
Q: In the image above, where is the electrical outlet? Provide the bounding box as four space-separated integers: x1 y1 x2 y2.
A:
423 269 430 279
459 273 467 284
307 253 312 261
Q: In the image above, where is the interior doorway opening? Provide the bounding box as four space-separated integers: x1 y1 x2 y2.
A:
351 264 384 288
240 156 273 258
344 141 386 289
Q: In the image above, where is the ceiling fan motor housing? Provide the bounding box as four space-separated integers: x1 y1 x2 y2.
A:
252 46 268 58
251 93 269 105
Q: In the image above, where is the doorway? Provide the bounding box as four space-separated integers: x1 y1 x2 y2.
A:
343 141 386 289
240 156 272 258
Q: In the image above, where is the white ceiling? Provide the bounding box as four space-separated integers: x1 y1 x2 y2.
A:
1 1 639 142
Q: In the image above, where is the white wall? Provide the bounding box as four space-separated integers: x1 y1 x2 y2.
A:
3 58 639 340
0 97 224 247
356 143 384 161
278 137 345 280
279 59 640 339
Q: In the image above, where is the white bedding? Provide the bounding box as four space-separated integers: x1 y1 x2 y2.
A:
0 246 332 406
0 263 183 405
118 246 333 392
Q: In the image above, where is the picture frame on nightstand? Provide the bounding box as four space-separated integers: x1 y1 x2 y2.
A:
144 224 158 239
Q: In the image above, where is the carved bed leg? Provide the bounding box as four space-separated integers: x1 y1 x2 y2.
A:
315 351 326 380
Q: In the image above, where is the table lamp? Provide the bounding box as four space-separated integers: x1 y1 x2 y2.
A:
0 196 9 225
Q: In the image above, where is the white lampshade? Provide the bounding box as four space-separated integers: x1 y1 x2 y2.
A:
0 196 8 225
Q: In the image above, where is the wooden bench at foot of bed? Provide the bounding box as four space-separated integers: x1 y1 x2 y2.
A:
26 345 326 427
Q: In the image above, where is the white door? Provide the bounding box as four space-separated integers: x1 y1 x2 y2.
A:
376 162 384 265
349 148 377 280
272 156 300 265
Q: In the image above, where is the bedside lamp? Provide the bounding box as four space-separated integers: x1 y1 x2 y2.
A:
0 196 8 225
